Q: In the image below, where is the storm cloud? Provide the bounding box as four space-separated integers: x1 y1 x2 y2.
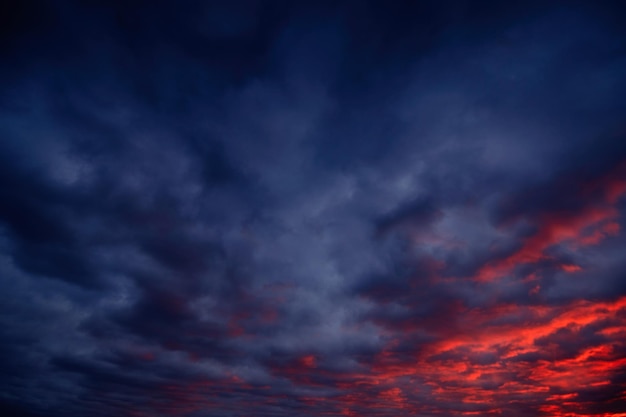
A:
1 1 626 416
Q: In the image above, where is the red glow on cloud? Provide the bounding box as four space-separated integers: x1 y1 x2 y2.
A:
607 180 626 203
126 163 626 417
475 164 625 282
476 206 619 282
560 264 582 273
597 161 626 204
300 355 317 368
359 296 626 416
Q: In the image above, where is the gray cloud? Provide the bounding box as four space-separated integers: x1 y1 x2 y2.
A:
1 1 626 416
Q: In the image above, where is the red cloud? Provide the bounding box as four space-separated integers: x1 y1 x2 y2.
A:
476 163 625 283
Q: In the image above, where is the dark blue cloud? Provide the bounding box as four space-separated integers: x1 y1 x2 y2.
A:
1 1 626 416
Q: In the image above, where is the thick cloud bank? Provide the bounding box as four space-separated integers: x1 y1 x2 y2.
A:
1 1 626 416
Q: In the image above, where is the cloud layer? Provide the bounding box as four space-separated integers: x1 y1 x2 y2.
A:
1 1 626 416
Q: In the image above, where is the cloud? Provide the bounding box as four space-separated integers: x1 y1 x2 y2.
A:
1 1 626 416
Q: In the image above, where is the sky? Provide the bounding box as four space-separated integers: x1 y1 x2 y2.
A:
1 1 626 416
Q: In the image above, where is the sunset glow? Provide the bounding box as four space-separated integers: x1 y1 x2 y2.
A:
1 1 626 416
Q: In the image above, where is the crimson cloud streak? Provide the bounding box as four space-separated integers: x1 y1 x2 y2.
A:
1 1 626 417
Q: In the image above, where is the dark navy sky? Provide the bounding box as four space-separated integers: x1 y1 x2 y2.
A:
2 1 626 416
